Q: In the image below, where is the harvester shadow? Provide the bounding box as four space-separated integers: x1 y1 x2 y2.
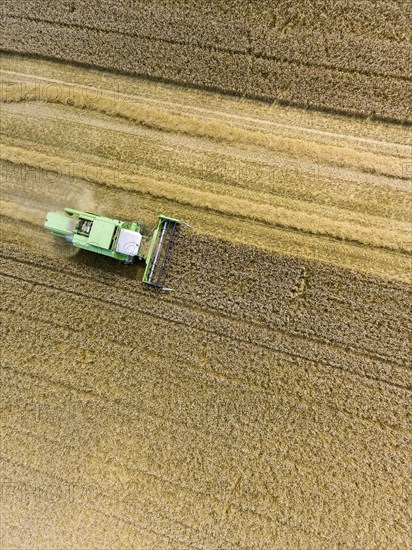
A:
70 249 145 282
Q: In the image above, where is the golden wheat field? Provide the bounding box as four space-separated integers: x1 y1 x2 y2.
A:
1 0 411 122
1 46 412 550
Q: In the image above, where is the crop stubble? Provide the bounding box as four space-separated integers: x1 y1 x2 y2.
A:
0 54 411 548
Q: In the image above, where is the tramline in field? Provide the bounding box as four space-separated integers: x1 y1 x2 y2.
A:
44 208 190 290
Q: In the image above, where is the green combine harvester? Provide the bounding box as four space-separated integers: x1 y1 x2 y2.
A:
44 208 188 290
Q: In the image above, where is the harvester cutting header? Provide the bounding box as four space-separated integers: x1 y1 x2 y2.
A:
44 208 189 290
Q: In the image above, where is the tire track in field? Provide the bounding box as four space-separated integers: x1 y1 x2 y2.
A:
1 250 410 381
1 79 407 180
2 246 411 418
3 300 410 437
3 69 412 154
2 228 411 368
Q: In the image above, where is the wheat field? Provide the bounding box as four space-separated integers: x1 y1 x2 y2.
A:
1 0 411 122
1 52 411 549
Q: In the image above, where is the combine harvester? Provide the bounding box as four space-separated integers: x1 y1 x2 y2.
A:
44 208 189 290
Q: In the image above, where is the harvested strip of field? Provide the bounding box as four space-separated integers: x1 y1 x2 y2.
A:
1 54 411 282
1 0 411 121
1 53 412 548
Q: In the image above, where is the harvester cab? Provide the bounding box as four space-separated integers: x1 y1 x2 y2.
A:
44 208 188 290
